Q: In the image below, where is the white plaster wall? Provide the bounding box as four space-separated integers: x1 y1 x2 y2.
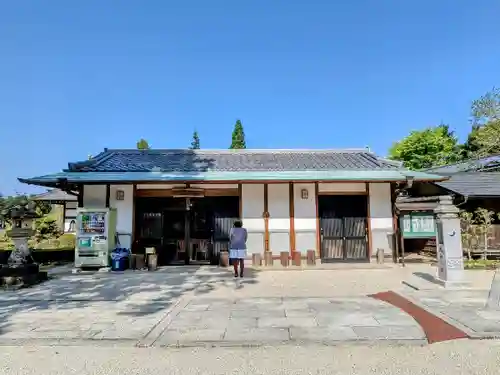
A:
318 182 366 193
82 185 107 207
241 184 265 254
268 184 290 253
64 218 77 233
293 183 317 253
110 185 134 249
293 184 317 254
368 183 394 256
268 184 290 230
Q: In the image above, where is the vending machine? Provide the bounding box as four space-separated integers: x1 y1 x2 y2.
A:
75 208 117 268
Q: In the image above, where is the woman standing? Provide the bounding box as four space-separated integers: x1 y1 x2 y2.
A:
229 220 247 278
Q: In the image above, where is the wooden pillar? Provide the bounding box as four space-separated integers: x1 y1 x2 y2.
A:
105 184 111 208
315 182 320 257
289 182 295 255
77 185 84 208
131 184 137 244
62 200 67 232
184 197 191 265
264 184 269 252
238 183 242 218
366 182 372 259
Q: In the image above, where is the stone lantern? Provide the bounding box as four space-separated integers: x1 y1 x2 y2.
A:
5 200 39 265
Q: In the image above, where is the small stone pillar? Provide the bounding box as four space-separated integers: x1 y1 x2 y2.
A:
306 249 316 266
292 251 301 266
264 251 273 266
252 253 262 267
434 196 466 287
280 251 289 267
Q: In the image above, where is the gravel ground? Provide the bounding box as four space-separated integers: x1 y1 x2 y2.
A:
2 340 500 374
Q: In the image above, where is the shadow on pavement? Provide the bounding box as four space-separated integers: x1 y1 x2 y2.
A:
0 265 260 337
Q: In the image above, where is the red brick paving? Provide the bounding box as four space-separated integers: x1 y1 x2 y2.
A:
370 291 469 344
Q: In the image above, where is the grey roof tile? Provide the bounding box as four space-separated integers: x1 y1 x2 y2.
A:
425 155 500 174
32 189 77 201
435 172 500 197
66 149 399 173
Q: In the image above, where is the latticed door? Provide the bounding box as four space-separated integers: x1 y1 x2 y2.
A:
320 214 368 261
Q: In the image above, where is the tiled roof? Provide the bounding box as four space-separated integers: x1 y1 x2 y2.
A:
435 172 500 197
66 149 400 173
425 155 500 175
32 189 77 202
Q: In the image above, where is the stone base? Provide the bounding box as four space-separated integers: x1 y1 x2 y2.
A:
434 278 471 289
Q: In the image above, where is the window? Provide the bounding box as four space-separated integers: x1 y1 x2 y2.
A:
68 220 76 232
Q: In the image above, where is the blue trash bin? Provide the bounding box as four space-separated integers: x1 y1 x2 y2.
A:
111 248 130 271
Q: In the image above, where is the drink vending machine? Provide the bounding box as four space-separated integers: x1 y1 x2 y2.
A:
75 208 117 268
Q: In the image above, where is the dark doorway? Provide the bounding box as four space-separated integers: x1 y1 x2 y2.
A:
134 195 239 265
319 195 368 262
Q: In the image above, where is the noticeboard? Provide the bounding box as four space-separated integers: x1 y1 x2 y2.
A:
400 212 436 239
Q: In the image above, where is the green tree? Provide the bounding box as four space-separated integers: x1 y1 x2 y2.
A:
230 119 247 149
136 138 151 150
461 88 500 158
388 124 461 170
33 216 61 244
190 130 200 149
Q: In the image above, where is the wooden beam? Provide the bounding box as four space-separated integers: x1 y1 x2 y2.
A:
264 183 269 252
289 182 295 254
315 182 320 257
317 191 368 196
105 184 111 208
135 188 238 198
366 182 372 259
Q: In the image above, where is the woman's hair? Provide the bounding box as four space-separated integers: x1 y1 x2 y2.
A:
233 220 243 228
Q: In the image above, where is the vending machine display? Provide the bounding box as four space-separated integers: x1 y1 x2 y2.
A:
75 208 117 268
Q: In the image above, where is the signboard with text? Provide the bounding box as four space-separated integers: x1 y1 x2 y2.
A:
400 212 436 239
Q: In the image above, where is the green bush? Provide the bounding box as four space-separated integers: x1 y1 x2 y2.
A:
58 233 76 249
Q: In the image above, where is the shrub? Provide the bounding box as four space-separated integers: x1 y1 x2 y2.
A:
58 233 76 249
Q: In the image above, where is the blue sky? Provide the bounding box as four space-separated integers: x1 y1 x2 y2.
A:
1 0 499 195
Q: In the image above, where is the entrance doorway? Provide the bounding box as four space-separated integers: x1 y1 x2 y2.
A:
134 196 239 265
319 195 369 262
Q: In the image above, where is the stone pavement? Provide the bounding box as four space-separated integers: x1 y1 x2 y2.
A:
400 269 500 339
0 263 492 347
144 295 425 347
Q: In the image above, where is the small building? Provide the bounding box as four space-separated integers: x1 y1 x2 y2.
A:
32 189 78 233
18 149 444 265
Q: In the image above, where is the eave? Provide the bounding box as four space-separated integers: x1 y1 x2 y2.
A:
18 170 448 188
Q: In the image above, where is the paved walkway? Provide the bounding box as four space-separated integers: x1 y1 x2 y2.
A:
145 295 426 347
400 269 500 339
0 263 493 346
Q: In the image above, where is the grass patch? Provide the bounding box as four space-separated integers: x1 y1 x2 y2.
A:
464 259 500 270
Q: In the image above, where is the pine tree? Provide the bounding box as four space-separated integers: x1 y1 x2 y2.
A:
190 131 200 149
230 119 246 149
136 138 150 150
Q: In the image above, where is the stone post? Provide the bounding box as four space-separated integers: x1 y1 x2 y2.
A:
434 196 466 287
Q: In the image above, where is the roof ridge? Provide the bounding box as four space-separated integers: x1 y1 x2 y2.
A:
66 150 116 172
105 148 375 154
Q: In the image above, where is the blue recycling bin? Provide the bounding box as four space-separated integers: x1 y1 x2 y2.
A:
111 248 130 271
